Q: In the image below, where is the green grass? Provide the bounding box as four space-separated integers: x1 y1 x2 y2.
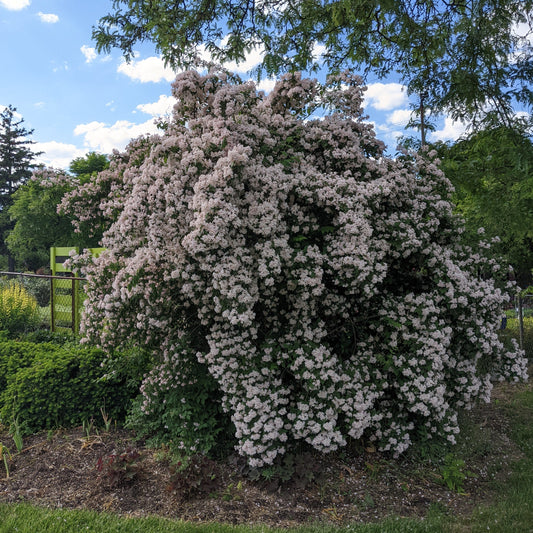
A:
0 505 273 533
448 387 533 533
0 383 532 533
0 504 450 533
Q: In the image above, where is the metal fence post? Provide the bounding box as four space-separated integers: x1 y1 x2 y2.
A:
518 293 524 351
71 276 76 333
50 275 55 332
0 271 86 335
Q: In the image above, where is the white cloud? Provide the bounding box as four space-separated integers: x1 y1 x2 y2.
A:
33 141 85 169
387 108 413 127
0 0 30 10
223 48 264 74
364 83 408 111
136 95 175 116
81 45 97 63
215 35 265 74
256 78 277 93
374 122 405 143
509 19 533 63
431 117 468 141
118 56 178 83
312 43 327 61
513 20 533 40
37 12 58 23
52 61 68 72
115 44 272 85
74 118 160 153
116 39 270 83
216 35 326 75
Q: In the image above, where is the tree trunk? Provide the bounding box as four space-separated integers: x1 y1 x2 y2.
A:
8 253 15 273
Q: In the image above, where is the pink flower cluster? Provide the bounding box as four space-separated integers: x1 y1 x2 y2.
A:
67 70 527 466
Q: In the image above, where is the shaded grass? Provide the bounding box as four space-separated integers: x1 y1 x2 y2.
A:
449 387 533 533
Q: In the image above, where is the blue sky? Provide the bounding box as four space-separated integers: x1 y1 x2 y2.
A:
0 0 479 169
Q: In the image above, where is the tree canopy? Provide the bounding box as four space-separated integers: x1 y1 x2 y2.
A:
93 0 533 129
436 122 533 287
69 152 110 182
7 153 109 271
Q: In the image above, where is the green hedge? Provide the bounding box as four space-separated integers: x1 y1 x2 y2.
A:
0 340 139 434
0 341 56 391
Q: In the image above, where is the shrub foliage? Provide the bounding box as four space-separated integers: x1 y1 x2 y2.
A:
65 70 527 466
0 340 138 433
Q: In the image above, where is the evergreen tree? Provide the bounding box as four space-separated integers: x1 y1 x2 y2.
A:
0 105 42 270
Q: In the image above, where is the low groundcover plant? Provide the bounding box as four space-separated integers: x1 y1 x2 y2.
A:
60 69 527 467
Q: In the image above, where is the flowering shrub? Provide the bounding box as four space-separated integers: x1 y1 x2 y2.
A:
65 70 528 467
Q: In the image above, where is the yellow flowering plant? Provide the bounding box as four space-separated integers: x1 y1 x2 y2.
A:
0 281 39 334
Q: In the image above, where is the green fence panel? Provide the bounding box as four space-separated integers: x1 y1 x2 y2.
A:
50 247 105 334
50 247 80 333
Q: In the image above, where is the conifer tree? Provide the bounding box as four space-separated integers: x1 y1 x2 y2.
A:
0 105 41 270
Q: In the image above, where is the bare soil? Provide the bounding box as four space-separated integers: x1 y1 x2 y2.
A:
0 376 530 529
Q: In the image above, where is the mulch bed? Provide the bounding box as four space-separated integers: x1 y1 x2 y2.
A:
0 376 529 528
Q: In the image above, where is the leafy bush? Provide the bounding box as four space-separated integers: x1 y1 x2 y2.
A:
0 341 139 434
125 339 234 456
0 341 55 392
64 70 527 467
19 329 78 346
0 281 40 334
19 276 50 307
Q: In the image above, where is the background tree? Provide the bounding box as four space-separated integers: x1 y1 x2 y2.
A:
69 152 109 183
435 120 533 288
0 105 42 271
7 153 109 272
93 0 533 131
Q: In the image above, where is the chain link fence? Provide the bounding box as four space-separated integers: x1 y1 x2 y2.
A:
0 271 86 334
1 270 531 360
499 294 533 360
